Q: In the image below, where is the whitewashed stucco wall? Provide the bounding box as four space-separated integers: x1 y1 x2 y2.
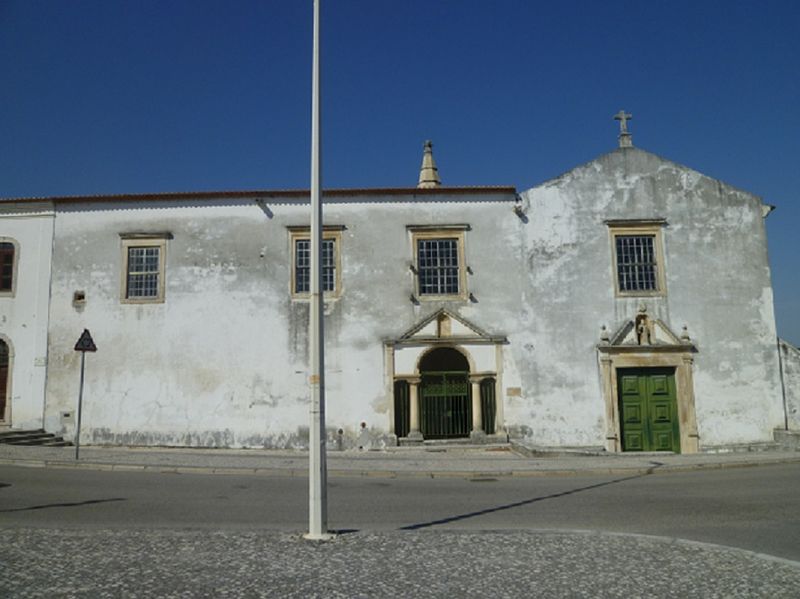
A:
780 339 800 430
512 148 784 448
0 203 54 429
43 192 522 447
34 147 785 450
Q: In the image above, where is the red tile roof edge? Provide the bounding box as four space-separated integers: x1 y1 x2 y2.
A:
0 186 517 204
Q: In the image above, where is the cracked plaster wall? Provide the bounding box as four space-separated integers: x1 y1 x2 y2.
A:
33 148 785 449
780 340 800 429
43 192 526 448
511 148 784 447
0 203 54 429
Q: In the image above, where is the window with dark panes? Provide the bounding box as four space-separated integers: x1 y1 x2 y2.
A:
615 235 657 292
0 243 14 292
417 238 460 295
126 246 161 298
295 238 335 294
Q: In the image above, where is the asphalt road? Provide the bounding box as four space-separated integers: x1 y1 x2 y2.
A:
2 463 799 561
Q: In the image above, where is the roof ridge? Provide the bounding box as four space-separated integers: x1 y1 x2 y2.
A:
0 185 517 204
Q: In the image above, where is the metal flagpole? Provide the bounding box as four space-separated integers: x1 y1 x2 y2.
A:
306 0 329 540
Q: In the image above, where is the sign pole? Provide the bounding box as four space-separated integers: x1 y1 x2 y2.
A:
73 329 97 461
75 351 85 460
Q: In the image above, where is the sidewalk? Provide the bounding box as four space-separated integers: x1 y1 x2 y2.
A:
1 442 798 478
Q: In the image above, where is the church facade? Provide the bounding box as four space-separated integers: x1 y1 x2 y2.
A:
0 128 795 452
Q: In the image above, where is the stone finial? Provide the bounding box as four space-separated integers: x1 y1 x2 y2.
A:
600 325 610 344
681 325 691 342
614 110 633 148
417 140 441 188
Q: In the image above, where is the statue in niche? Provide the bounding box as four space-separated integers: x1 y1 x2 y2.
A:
437 313 451 338
635 313 652 345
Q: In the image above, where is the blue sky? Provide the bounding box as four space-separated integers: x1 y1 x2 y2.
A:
1 0 798 343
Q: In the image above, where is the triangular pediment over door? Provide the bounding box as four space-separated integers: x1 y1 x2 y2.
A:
391 308 508 347
605 316 695 351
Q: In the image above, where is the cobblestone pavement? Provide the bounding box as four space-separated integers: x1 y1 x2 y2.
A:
2 528 799 598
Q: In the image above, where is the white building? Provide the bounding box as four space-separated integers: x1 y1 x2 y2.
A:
1 128 796 452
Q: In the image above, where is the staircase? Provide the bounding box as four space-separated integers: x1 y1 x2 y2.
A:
0 428 72 447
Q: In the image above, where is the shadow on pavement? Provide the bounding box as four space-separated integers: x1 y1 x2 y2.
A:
400 462 663 531
0 497 127 513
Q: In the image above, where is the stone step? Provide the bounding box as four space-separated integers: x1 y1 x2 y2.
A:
774 429 800 451
702 442 784 454
0 429 72 446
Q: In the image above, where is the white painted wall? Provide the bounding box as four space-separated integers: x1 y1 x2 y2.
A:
18 146 785 450
780 339 800 430
0 203 54 429
512 148 785 447
43 193 520 447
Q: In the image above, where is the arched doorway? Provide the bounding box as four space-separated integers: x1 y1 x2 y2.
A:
419 347 470 439
0 339 9 422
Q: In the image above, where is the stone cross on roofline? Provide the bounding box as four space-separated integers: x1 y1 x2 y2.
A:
614 110 633 148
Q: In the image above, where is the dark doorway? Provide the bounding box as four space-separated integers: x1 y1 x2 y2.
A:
419 348 470 439
394 380 410 438
0 339 8 421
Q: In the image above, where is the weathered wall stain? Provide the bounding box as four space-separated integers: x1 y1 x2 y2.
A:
1 148 789 450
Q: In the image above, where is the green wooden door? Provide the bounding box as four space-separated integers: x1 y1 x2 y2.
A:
618 368 680 453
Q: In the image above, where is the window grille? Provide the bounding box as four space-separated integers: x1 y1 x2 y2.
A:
418 238 459 295
0 243 14 292
126 246 161 298
295 238 335 294
616 235 657 291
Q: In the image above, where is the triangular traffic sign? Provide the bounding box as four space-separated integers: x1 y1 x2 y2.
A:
74 329 97 352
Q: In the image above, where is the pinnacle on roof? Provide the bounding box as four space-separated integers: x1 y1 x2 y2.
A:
417 140 441 188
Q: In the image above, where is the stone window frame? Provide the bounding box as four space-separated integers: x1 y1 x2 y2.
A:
0 238 20 298
408 225 469 302
119 233 170 304
288 226 344 300
607 220 667 298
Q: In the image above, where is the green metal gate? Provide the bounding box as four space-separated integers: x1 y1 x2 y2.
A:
420 370 471 439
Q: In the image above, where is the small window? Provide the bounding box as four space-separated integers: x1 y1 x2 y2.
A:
418 238 460 295
127 246 161 298
0 242 16 295
409 226 468 300
608 223 666 296
616 235 657 291
290 228 342 298
294 238 336 294
120 235 168 303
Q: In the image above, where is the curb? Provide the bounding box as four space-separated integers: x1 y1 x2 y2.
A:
2 455 799 479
